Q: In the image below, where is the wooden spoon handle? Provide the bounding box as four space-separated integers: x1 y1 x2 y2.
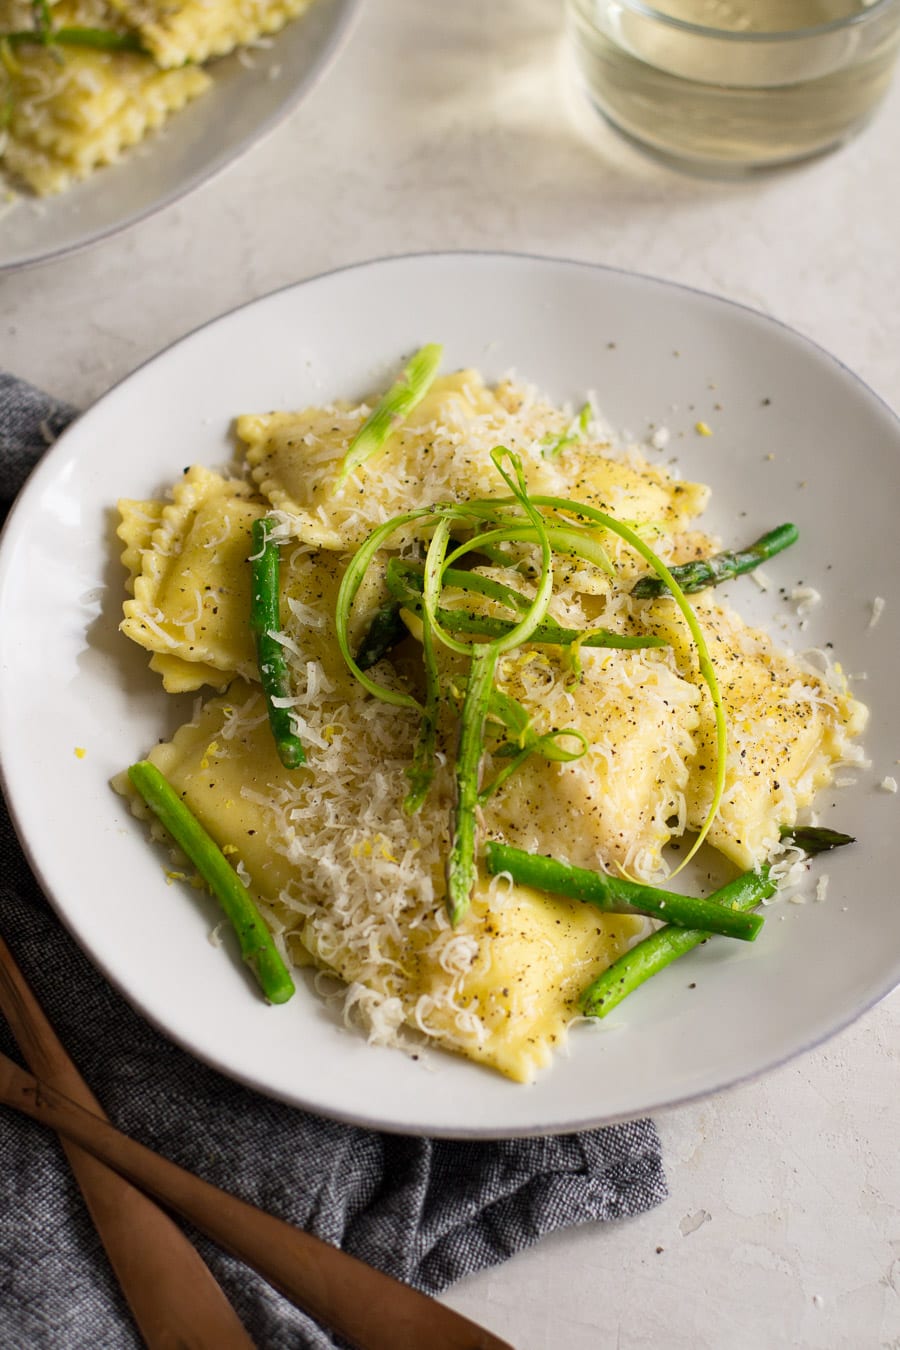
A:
0 1051 514 1350
0 937 256 1350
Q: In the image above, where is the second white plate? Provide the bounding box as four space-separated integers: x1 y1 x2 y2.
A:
0 0 359 271
1 252 898 1136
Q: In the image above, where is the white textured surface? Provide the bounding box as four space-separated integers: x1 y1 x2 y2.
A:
1 2 898 1347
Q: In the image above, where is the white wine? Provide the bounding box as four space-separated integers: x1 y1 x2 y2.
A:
566 0 900 172
650 0 879 32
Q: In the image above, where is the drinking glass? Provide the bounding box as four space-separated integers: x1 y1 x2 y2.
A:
565 0 900 174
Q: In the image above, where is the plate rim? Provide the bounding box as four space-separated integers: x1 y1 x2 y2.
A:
2 249 899 1137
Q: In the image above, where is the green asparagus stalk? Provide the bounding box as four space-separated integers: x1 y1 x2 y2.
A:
128 762 295 1005
484 842 764 941
354 597 408 670
631 524 798 598
5 26 146 51
386 557 662 651
784 825 854 856
579 825 854 1017
249 517 305 770
446 645 498 924
390 559 532 613
404 608 440 814
30 0 51 40
335 344 443 488
398 595 666 651
441 449 555 925
355 558 529 669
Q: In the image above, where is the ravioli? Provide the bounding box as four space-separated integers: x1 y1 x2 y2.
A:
237 370 708 551
108 0 314 67
488 645 701 879
0 0 316 194
132 679 641 1082
642 596 868 869
115 363 868 1082
1 0 210 195
119 466 264 678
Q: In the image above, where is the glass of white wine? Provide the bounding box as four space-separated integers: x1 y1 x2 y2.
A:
565 0 900 173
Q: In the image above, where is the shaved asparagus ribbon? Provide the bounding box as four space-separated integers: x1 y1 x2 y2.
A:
335 344 444 488
336 445 727 923
439 448 555 924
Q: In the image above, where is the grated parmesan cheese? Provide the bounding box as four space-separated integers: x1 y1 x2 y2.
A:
116 365 870 1082
790 585 822 619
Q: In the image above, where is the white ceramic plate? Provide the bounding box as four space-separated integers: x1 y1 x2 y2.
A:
0 0 359 271
2 253 898 1138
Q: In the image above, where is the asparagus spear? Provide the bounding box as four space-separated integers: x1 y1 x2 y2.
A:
385 559 665 651
128 762 295 1005
631 524 798 598
400 598 666 651
447 646 498 924
390 559 532 614
484 842 764 941
335 344 443 488
355 558 529 670
249 517 305 770
5 25 146 51
442 449 556 926
579 826 854 1017
403 608 440 814
354 597 408 670
30 0 51 39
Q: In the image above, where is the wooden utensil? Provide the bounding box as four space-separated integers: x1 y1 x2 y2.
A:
0 936 256 1350
0 939 255 1350
0 1046 515 1350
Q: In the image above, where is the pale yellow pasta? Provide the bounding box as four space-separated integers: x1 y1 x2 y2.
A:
0 0 315 194
644 595 868 869
115 367 869 1083
132 680 641 1082
1 0 210 195
488 645 701 880
117 497 165 594
119 465 264 677
118 495 229 690
107 0 314 68
148 652 231 694
237 371 708 552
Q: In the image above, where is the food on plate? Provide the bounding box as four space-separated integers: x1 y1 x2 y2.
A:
113 348 867 1082
0 0 314 195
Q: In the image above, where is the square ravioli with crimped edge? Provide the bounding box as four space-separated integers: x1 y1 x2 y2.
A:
115 363 869 1082
0 0 210 195
118 466 265 680
122 679 643 1083
486 644 701 880
106 0 314 67
236 370 710 551
117 494 229 692
640 594 868 870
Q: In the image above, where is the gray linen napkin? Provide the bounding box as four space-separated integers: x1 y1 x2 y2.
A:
0 371 667 1350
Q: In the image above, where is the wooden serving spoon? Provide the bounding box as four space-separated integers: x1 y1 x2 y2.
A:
0 1044 515 1350
0 936 256 1350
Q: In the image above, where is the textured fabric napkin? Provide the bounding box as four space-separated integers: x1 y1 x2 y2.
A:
0 371 667 1350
